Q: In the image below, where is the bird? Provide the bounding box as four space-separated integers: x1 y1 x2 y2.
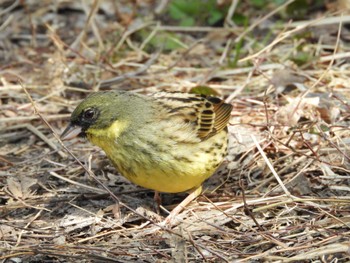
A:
61 90 232 224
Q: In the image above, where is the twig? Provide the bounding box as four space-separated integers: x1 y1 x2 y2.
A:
251 135 292 197
49 171 106 194
99 51 161 87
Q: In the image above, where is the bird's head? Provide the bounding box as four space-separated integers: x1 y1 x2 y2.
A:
60 91 142 141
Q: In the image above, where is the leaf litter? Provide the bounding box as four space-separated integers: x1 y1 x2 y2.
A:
1 1 350 262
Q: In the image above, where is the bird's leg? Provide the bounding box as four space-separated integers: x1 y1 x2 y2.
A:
163 185 202 225
153 191 161 214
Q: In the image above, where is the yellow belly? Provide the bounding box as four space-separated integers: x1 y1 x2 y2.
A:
87 122 227 193
108 149 223 193
123 163 213 193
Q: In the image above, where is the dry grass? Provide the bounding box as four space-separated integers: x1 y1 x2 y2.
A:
1 1 350 262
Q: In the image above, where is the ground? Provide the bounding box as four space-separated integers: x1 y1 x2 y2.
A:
1 1 350 262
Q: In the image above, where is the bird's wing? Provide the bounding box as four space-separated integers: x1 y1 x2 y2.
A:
153 92 232 141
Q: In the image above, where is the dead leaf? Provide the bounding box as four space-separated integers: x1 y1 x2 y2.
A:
6 176 37 200
271 69 307 94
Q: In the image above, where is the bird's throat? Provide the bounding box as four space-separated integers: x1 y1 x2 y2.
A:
86 120 129 148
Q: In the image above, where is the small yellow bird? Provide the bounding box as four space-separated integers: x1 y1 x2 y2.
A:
61 91 232 221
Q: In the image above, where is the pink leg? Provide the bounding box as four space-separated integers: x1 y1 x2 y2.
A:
154 191 161 214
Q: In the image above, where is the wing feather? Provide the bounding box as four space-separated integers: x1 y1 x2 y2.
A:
153 92 232 141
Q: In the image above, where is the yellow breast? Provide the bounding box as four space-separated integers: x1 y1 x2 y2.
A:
87 120 227 193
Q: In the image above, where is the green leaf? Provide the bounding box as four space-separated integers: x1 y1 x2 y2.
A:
251 0 265 8
290 51 313 66
137 30 184 52
232 13 248 26
167 0 226 27
190 86 220 96
208 10 224 25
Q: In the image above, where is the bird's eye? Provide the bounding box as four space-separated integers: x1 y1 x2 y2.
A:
83 108 96 120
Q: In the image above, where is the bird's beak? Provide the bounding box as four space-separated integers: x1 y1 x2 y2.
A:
60 124 82 141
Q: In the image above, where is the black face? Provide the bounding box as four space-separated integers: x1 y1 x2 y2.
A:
73 107 100 137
